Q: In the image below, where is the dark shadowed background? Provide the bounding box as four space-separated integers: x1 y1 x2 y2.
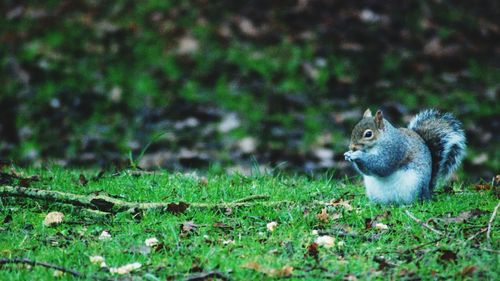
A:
1 1 498 180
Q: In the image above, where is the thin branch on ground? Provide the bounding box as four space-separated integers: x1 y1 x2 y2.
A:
184 270 231 281
404 210 444 236
0 258 83 278
471 245 500 254
0 186 292 214
232 194 270 203
486 201 500 244
466 228 488 242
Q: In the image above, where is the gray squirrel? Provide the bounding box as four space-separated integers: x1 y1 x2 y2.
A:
344 109 466 204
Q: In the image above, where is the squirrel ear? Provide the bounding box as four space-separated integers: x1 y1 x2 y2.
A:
375 110 385 130
363 109 372 118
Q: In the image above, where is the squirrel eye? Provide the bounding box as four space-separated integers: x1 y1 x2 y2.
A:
363 130 373 138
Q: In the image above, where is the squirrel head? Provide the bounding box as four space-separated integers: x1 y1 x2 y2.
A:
349 109 385 151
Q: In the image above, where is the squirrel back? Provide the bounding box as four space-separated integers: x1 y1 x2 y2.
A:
408 109 466 190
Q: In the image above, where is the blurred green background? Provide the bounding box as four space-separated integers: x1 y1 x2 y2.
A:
1 1 498 180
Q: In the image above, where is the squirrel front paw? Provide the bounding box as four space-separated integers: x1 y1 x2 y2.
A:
344 150 362 162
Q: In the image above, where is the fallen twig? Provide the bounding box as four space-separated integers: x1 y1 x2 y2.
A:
231 194 270 203
184 270 231 281
486 201 500 244
467 228 487 242
404 210 444 236
0 186 293 214
0 258 83 278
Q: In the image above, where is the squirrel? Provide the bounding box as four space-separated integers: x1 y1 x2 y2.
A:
344 108 466 204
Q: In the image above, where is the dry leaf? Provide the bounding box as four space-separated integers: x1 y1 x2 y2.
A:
474 183 492 190
182 221 198 233
177 35 199 55
374 223 389 230
53 270 64 277
458 265 476 276
270 265 294 277
166 202 189 214
316 208 329 222
330 199 353 211
127 245 151 256
315 235 335 248
439 249 458 263
43 212 64 226
437 209 484 224
109 262 141 275
79 174 88 186
306 242 319 261
98 230 112 241
145 237 159 247
242 261 261 271
213 222 231 229
242 262 293 277
89 256 107 267
266 221 278 232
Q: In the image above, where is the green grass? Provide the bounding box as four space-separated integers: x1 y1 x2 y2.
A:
0 168 498 280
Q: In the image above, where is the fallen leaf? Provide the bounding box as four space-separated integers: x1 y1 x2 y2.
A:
344 273 358 280
306 242 319 261
109 262 141 275
3 213 13 224
242 261 260 271
89 256 107 267
374 223 389 230
241 262 293 277
145 237 159 247
271 265 294 277
127 245 151 256
316 208 329 223
373 256 394 270
237 17 259 37
458 265 476 276
199 176 208 186
53 270 64 277
166 202 189 214
474 183 491 190
213 222 231 229
19 178 32 187
177 35 199 55
43 212 64 227
182 221 198 232
398 268 416 278
267 221 278 232
439 249 458 263
437 209 485 223
315 235 335 248
79 174 88 186
98 230 112 241
330 199 353 211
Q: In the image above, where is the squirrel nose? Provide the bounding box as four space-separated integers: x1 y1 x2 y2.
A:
349 144 357 151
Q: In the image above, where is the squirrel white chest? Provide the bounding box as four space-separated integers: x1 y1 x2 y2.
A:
363 169 420 204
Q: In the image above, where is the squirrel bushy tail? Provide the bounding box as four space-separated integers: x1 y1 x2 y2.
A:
408 109 466 189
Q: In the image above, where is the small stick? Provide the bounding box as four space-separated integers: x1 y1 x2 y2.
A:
231 194 270 203
0 258 83 278
404 210 443 236
184 270 230 281
467 228 487 242
487 201 500 243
